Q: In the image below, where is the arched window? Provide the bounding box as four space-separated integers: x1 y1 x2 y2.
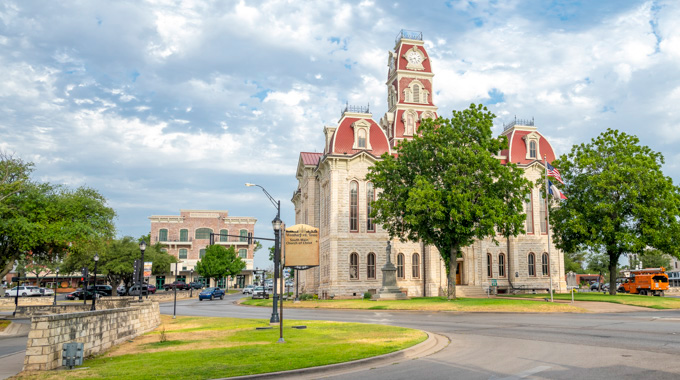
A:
397 253 405 279
413 85 420 103
499 253 506 277
220 229 228 242
367 253 376 279
540 192 547 234
195 228 212 240
357 129 367 148
350 253 359 280
528 253 536 277
366 182 375 232
179 229 188 242
529 141 537 158
542 253 550 276
412 253 420 278
240 229 248 242
487 253 493 278
525 191 534 234
349 181 358 232
158 229 168 242
405 111 415 135
179 249 187 259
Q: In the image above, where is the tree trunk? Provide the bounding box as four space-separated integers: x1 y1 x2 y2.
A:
608 253 618 295
0 251 17 279
448 247 458 300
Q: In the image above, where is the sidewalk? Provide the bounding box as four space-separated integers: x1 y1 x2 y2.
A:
0 351 25 380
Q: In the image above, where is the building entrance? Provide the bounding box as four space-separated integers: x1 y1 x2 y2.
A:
236 275 245 288
456 262 463 285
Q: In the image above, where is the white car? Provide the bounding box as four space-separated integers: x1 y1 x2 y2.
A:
242 285 254 294
39 288 55 296
5 286 42 297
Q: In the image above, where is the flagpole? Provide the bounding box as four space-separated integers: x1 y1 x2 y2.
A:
544 154 554 302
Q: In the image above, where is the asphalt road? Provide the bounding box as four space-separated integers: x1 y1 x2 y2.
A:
161 293 680 379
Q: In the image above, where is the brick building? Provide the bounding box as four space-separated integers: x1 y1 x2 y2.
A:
292 30 567 298
148 209 256 288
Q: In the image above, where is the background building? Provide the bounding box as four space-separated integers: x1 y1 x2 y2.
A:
292 30 567 298
148 209 256 288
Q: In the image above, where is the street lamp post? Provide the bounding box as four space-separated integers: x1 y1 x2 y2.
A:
139 240 146 302
245 183 281 324
91 254 99 311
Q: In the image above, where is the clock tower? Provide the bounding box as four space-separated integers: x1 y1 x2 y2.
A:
380 30 438 148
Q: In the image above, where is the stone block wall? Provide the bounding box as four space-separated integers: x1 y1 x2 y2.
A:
23 300 160 371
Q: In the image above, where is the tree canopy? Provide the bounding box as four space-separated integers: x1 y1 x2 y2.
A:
551 128 680 294
367 104 531 299
195 245 245 288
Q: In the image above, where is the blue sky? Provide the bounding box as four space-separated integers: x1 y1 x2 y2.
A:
1 0 679 269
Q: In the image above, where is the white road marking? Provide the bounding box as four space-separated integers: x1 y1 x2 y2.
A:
491 365 552 380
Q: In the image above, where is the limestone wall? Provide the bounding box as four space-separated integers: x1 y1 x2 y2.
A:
23 300 160 371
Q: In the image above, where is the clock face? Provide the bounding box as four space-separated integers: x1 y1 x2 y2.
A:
407 51 423 64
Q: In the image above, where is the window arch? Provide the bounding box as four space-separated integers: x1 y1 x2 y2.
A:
240 229 248 242
487 253 493 278
397 253 405 279
528 253 536 277
195 228 212 240
349 181 358 232
349 253 359 280
220 229 228 242
542 253 550 276
158 229 168 242
366 182 375 232
412 253 420 278
403 110 417 136
499 253 506 277
529 141 537 159
179 229 189 242
367 253 376 279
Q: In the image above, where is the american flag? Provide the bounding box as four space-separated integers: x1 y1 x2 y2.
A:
547 162 565 184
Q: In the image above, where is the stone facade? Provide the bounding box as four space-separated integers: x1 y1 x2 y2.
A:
23 300 160 371
292 31 567 298
148 209 256 288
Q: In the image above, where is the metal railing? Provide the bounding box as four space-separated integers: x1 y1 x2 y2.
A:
341 101 370 116
503 116 534 130
396 29 422 44
156 237 193 243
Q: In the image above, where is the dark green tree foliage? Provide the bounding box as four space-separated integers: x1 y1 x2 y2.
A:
630 249 672 270
195 245 246 289
551 129 680 294
367 104 531 299
0 181 116 279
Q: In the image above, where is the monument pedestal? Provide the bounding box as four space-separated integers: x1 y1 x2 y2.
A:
372 241 407 300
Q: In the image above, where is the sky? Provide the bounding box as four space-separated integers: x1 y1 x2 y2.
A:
2 0 679 270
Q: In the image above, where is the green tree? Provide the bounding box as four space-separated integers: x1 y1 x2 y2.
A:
367 104 532 299
564 251 587 274
551 129 680 294
629 249 672 270
0 152 32 209
195 245 245 290
0 182 116 279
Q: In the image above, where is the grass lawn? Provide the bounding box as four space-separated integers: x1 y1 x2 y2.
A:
0 320 10 332
15 315 426 380
242 296 584 313
503 292 680 309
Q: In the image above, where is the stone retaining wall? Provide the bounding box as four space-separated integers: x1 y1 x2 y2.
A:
23 300 160 371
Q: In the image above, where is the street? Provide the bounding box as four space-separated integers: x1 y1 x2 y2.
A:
161 293 680 379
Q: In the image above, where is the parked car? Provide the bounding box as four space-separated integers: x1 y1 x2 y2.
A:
590 282 602 291
163 281 190 291
65 290 80 300
39 287 55 296
68 289 105 300
87 285 113 296
189 282 203 289
127 285 149 296
5 286 42 297
199 287 225 301
242 285 254 294
251 286 269 299
146 284 157 294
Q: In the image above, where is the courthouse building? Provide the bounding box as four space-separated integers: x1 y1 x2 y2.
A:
292 30 567 298
148 209 256 288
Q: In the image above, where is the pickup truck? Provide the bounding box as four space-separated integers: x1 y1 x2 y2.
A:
163 281 190 291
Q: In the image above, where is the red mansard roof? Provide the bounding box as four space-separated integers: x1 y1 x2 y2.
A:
300 152 322 166
505 129 556 165
330 117 390 157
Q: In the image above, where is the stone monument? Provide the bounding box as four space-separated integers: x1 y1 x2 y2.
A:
372 241 407 300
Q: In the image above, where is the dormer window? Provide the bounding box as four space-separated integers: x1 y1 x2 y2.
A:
523 132 541 160
352 120 372 150
529 141 537 158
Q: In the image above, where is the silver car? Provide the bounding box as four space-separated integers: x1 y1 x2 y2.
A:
251 286 269 299
242 285 254 294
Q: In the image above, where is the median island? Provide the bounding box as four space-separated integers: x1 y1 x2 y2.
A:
14 315 427 380
502 292 680 309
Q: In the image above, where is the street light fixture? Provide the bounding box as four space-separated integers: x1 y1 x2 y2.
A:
245 183 281 324
91 253 99 311
139 240 146 302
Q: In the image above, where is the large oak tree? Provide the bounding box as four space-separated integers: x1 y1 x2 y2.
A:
196 244 246 290
367 104 531 299
550 129 680 294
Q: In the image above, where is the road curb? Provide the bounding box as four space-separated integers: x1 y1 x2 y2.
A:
216 330 449 380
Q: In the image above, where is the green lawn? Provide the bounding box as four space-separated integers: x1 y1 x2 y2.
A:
17 315 426 380
503 292 680 309
242 296 584 313
0 320 10 332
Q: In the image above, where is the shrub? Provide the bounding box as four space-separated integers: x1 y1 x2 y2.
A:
299 293 314 301
363 292 372 300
